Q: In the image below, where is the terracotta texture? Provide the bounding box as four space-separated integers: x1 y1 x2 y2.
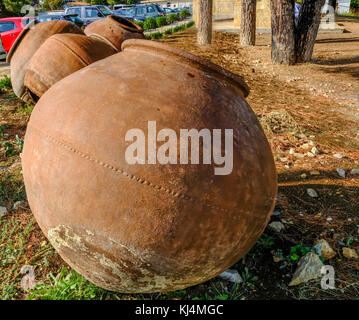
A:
24 33 117 101
6 20 84 103
22 39 277 293
84 15 145 51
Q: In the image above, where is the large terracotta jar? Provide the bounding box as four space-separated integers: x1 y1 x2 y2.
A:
22 39 277 293
24 33 117 101
6 20 84 103
84 15 145 51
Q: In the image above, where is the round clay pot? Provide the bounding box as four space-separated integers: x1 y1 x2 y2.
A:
6 20 84 103
24 33 117 101
84 15 145 51
22 39 277 293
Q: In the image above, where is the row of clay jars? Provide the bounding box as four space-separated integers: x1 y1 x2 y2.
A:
7 16 144 103
22 39 277 293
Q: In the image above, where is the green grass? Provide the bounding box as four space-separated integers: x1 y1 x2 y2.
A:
0 76 11 90
0 217 34 299
16 103 34 117
0 171 26 208
27 267 121 300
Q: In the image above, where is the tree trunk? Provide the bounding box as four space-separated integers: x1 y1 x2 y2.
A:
270 0 296 65
240 0 257 46
295 0 326 62
328 0 337 12
197 0 213 45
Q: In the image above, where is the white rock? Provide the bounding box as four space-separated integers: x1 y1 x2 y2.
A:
217 269 243 284
0 206 8 218
268 221 285 233
289 252 324 286
334 153 345 159
13 201 24 211
350 169 359 175
311 147 320 155
289 148 295 155
307 152 315 157
307 188 318 198
336 168 346 178
294 153 305 159
313 239 336 259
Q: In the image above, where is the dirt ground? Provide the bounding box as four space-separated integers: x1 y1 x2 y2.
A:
0 16 358 300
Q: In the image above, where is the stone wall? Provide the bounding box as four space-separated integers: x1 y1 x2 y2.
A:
234 0 271 28
193 0 272 30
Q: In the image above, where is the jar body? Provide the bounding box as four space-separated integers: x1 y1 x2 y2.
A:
22 40 277 293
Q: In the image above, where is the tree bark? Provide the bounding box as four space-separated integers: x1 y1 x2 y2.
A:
295 0 326 62
240 0 257 46
197 0 213 45
270 0 296 65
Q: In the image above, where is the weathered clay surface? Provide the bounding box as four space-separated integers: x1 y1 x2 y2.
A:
84 15 145 51
22 39 277 292
7 20 84 103
24 33 117 101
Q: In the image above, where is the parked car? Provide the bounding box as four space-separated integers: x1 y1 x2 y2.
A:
112 4 132 11
114 3 165 21
163 7 177 15
0 36 6 60
37 13 84 28
64 5 113 26
0 17 33 54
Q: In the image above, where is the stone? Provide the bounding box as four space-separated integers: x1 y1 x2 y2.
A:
311 147 320 155
272 210 280 216
350 169 359 175
333 153 345 159
314 239 336 259
336 168 346 178
294 153 305 159
289 252 324 286
268 221 285 233
307 152 315 157
13 200 24 211
217 269 242 284
273 254 282 263
307 188 318 198
301 173 307 179
342 248 359 260
0 206 8 218
310 170 320 175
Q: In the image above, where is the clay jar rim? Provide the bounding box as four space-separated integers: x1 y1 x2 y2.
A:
6 19 38 63
121 39 250 97
107 15 144 33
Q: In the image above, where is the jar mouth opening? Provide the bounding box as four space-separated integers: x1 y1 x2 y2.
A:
121 39 250 97
108 15 144 33
6 19 38 63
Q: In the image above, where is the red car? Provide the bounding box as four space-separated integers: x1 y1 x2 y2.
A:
0 17 32 54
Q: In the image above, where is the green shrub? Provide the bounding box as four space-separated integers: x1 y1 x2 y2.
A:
173 25 182 33
166 13 178 24
150 31 163 39
134 20 144 29
145 34 152 40
179 9 190 20
186 21 195 28
164 28 174 35
156 16 167 28
143 17 157 31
